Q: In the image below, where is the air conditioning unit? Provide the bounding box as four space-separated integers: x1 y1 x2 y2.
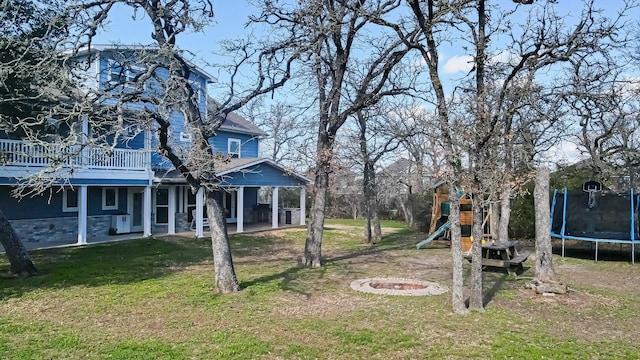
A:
111 214 131 234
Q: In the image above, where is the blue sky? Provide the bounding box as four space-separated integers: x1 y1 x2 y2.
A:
93 2 255 58
92 1 639 164
93 1 638 82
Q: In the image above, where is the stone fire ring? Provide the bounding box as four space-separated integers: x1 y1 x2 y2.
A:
350 277 448 296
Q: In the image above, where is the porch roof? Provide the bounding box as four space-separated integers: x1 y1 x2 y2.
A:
154 157 312 187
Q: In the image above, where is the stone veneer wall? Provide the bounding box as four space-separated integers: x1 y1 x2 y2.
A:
279 208 301 225
9 215 112 244
153 213 194 233
176 213 190 232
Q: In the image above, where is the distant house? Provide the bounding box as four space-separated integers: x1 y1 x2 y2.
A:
0 45 311 246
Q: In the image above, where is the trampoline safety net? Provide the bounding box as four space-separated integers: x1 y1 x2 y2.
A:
551 191 637 241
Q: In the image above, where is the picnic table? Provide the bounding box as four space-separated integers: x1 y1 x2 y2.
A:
465 240 528 275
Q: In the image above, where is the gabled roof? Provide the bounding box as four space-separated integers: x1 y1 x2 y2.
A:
207 97 268 137
153 157 312 185
69 44 217 83
217 157 312 183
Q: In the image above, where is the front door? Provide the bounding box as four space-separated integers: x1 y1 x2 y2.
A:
128 188 144 232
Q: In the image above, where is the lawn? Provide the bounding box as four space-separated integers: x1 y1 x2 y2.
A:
1 221 639 359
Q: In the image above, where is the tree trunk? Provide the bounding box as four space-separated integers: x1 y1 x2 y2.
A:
205 191 240 293
364 214 372 244
404 195 415 228
0 207 38 277
448 183 468 314
304 170 328 267
362 160 375 244
533 167 558 283
529 166 567 294
469 188 485 312
490 200 500 241
372 199 382 243
498 182 511 242
468 0 486 312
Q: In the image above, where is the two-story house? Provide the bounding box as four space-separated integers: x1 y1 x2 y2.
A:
0 45 311 247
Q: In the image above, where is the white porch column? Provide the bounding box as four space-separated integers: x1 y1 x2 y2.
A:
195 187 204 238
299 186 306 226
168 186 176 235
237 187 244 233
272 186 279 229
231 190 236 218
143 186 152 237
77 185 87 245
178 186 185 213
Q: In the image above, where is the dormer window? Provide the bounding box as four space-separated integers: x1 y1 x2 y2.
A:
228 138 241 158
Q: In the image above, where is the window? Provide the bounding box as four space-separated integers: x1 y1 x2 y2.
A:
108 60 144 88
102 188 119 210
186 188 196 222
228 138 241 158
62 188 78 212
155 188 169 224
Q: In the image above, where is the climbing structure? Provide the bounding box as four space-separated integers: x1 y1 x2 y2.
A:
417 181 493 251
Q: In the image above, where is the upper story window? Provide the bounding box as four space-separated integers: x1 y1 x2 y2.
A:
228 138 241 158
108 60 144 88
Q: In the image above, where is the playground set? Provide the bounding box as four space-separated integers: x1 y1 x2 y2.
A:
416 181 528 274
417 179 638 267
416 181 493 252
551 180 639 263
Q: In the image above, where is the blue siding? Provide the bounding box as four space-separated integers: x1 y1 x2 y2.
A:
1 185 71 220
209 131 259 158
1 186 129 220
115 131 144 149
221 163 306 187
150 109 191 169
96 52 208 115
243 188 258 208
93 51 209 168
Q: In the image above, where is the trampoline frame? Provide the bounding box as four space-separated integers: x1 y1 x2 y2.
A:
550 188 638 264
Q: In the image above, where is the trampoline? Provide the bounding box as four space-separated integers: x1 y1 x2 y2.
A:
550 184 639 263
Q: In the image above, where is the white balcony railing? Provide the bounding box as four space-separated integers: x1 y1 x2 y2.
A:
0 139 147 171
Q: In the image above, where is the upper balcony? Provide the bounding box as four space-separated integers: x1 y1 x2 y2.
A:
0 139 149 181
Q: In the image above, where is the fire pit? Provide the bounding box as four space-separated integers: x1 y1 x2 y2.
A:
350 277 448 296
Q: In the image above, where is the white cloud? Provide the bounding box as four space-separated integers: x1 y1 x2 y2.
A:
540 139 587 167
443 55 474 74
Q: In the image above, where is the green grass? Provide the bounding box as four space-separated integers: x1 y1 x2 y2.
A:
1 220 639 359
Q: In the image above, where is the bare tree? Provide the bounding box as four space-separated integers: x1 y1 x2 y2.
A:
403 0 473 314
240 99 316 170
0 0 71 276
395 0 635 312
255 0 416 267
340 105 404 244
385 104 443 229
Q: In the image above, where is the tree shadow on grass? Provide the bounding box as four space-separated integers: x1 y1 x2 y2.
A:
0 237 214 300
238 229 423 294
